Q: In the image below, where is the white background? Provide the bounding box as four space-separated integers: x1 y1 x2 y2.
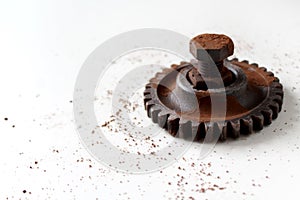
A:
1 0 300 199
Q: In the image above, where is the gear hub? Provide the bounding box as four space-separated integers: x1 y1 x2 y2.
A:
143 33 283 141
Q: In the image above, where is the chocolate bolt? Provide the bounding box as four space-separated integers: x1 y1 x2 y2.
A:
188 34 234 88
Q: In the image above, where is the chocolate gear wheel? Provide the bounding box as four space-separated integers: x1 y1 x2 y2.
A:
143 34 284 141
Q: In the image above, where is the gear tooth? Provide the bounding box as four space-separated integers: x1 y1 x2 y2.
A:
145 83 152 89
251 113 264 130
171 64 178 69
241 60 249 64
172 62 191 71
265 71 274 76
277 102 283 113
273 77 279 82
158 109 170 116
157 110 169 129
276 91 284 99
272 82 283 89
272 94 283 110
145 100 155 111
149 105 161 122
214 122 223 141
143 88 152 95
261 108 273 125
203 122 212 141
260 67 267 72
143 94 152 107
167 114 179 136
191 121 200 141
204 122 223 142
221 123 228 140
217 122 227 141
251 63 259 68
144 93 151 98
271 88 284 99
227 120 240 139
178 120 192 139
149 77 158 83
273 93 283 102
180 61 189 65
230 58 239 62
268 102 279 119
162 68 173 73
240 117 253 135
146 106 152 116
156 72 166 79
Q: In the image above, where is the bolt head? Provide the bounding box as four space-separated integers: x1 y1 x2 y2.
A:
190 34 234 62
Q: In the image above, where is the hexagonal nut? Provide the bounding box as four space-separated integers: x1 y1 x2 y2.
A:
190 34 234 62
